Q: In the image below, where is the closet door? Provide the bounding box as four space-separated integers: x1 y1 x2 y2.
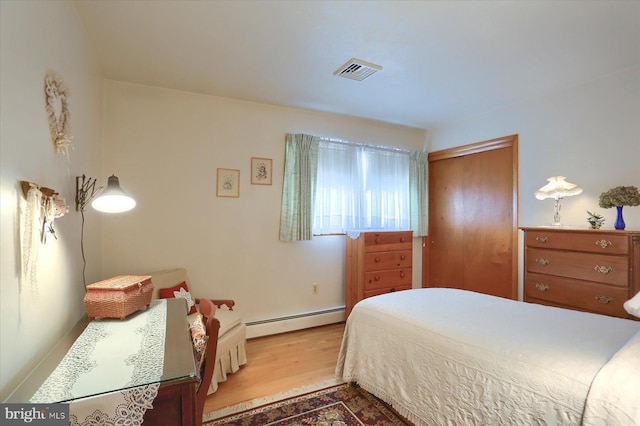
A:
428 157 465 288
427 135 518 299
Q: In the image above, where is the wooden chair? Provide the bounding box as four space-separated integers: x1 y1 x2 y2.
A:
196 299 220 426
150 268 247 394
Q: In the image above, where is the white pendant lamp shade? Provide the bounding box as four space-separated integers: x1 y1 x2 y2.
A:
91 175 136 213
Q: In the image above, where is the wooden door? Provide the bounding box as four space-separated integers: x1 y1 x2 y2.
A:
426 135 518 299
428 157 465 288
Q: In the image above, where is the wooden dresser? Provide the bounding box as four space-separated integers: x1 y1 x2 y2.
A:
521 227 640 319
345 230 413 317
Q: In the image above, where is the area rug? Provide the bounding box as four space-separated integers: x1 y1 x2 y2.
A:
204 382 412 425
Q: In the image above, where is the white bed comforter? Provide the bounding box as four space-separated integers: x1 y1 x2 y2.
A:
335 288 640 426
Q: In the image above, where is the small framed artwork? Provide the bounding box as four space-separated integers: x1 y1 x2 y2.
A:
216 168 240 197
251 157 273 185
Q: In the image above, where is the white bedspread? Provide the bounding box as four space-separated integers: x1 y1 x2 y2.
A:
335 288 640 426
583 329 640 425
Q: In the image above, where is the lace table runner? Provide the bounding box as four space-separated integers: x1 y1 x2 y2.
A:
68 383 160 426
30 299 167 403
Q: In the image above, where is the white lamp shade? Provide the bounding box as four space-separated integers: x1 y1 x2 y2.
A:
534 176 583 200
91 175 136 213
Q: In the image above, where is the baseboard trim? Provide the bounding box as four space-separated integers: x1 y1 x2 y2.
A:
245 307 345 339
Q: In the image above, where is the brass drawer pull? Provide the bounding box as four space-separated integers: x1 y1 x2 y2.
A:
595 295 613 304
535 236 548 243
595 239 612 249
594 265 613 275
535 283 549 292
535 258 549 266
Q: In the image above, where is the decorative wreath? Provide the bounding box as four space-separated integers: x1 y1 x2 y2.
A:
44 71 73 155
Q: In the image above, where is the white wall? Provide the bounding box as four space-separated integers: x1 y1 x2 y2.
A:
101 81 426 330
0 1 104 399
428 67 640 296
428 66 640 230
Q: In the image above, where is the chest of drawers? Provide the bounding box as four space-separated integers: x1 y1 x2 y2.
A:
521 227 640 319
345 230 413 317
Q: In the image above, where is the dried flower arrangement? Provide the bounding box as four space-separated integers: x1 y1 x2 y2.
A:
598 186 640 208
44 70 73 156
586 211 605 229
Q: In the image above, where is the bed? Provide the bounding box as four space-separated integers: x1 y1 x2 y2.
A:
335 288 640 426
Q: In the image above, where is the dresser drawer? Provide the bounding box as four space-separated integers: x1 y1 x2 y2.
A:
364 268 411 291
346 230 413 317
526 248 629 286
525 272 629 317
364 231 412 252
525 231 629 255
365 250 412 271
364 285 412 299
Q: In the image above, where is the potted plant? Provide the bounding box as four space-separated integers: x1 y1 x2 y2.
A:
586 211 605 229
598 186 640 230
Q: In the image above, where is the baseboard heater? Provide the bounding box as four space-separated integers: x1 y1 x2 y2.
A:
245 306 345 339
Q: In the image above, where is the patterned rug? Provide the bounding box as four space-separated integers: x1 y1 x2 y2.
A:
204 383 413 425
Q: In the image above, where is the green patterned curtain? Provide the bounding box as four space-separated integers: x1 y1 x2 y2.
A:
279 133 320 241
410 151 429 237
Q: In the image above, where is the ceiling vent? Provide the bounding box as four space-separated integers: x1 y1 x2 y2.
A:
333 58 382 81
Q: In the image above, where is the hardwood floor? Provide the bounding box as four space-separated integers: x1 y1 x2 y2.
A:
204 322 346 413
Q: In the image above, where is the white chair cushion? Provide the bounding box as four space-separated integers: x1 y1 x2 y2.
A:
214 308 243 336
188 306 242 338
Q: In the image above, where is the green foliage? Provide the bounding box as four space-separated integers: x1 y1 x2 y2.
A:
586 210 605 228
598 186 640 208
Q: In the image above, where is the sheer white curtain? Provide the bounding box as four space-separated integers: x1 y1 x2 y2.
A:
313 139 410 234
314 140 360 234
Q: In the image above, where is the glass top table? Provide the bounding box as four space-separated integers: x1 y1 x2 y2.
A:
5 298 197 404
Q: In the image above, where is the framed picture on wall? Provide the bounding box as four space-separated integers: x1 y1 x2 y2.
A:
250 157 273 185
216 168 240 197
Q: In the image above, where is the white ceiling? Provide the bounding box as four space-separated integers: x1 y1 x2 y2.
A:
74 1 640 129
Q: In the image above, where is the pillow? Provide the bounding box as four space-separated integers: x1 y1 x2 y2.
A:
623 291 640 319
159 281 197 314
190 314 208 370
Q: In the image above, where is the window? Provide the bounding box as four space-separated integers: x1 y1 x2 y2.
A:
313 139 410 235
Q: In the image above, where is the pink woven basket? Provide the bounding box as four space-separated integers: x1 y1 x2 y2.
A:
84 275 153 319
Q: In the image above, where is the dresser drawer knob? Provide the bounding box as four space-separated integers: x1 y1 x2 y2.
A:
375 257 381 263
535 236 548 243
595 239 612 249
535 258 550 266
400 255 406 261
399 271 405 278
400 237 406 243
535 283 549 292
595 295 613 304
594 265 613 275
374 276 380 281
